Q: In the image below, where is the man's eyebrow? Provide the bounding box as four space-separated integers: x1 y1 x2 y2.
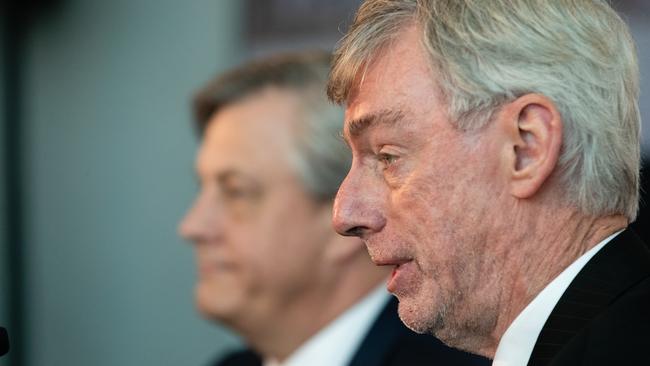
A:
346 109 406 138
195 168 256 185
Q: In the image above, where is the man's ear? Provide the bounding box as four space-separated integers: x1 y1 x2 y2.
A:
496 94 563 199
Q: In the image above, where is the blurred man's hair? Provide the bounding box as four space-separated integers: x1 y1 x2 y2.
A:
194 51 349 202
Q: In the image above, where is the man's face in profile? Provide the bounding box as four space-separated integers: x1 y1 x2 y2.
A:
333 25 507 346
180 87 333 331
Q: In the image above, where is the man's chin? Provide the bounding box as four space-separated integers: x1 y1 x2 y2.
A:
396 297 442 335
397 297 492 354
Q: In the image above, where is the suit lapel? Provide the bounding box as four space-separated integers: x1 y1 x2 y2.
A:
528 229 650 366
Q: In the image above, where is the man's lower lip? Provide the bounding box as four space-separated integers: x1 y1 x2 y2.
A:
387 262 411 293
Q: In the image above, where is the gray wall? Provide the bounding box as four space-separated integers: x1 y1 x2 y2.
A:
10 1 244 365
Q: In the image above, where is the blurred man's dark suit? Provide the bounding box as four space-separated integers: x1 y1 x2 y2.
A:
213 297 489 366
528 229 650 365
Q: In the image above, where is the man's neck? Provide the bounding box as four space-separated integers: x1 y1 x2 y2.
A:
482 210 628 357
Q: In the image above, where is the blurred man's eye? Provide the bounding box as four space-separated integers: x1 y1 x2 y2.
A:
219 182 263 218
221 185 258 200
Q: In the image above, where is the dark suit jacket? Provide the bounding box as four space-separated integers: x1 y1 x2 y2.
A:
214 297 489 366
528 229 650 366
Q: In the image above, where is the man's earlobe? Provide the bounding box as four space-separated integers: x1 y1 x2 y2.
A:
503 94 563 199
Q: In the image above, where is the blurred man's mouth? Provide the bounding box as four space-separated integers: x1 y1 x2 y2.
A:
198 261 237 278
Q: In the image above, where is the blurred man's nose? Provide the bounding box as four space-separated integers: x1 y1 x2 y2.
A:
332 171 386 238
178 192 223 243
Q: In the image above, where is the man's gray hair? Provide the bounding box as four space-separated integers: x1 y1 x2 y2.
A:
328 0 641 220
194 51 348 201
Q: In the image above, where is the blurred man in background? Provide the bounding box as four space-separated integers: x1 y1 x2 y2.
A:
328 1 650 365
179 51 489 366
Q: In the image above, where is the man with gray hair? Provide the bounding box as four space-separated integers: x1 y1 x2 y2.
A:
180 51 488 366
329 1 650 365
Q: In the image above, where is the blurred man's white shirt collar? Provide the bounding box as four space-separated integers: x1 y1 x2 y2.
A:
264 284 390 366
492 230 622 366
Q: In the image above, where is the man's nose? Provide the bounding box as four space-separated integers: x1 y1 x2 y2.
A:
332 171 386 238
178 192 224 244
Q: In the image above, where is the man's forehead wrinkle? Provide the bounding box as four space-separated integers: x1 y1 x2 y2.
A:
353 47 385 100
346 40 396 107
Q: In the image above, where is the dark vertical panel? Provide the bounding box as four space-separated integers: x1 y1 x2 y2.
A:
3 2 62 363
2 1 27 364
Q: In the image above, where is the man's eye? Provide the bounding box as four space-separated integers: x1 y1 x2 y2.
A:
378 153 398 166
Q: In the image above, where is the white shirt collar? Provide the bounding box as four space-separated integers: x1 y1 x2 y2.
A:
264 284 391 366
492 230 622 366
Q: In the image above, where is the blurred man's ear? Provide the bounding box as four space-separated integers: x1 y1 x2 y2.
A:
496 94 563 199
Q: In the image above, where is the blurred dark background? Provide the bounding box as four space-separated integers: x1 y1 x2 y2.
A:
0 1 647 365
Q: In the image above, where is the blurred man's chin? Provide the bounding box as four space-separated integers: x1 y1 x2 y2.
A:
194 283 236 321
